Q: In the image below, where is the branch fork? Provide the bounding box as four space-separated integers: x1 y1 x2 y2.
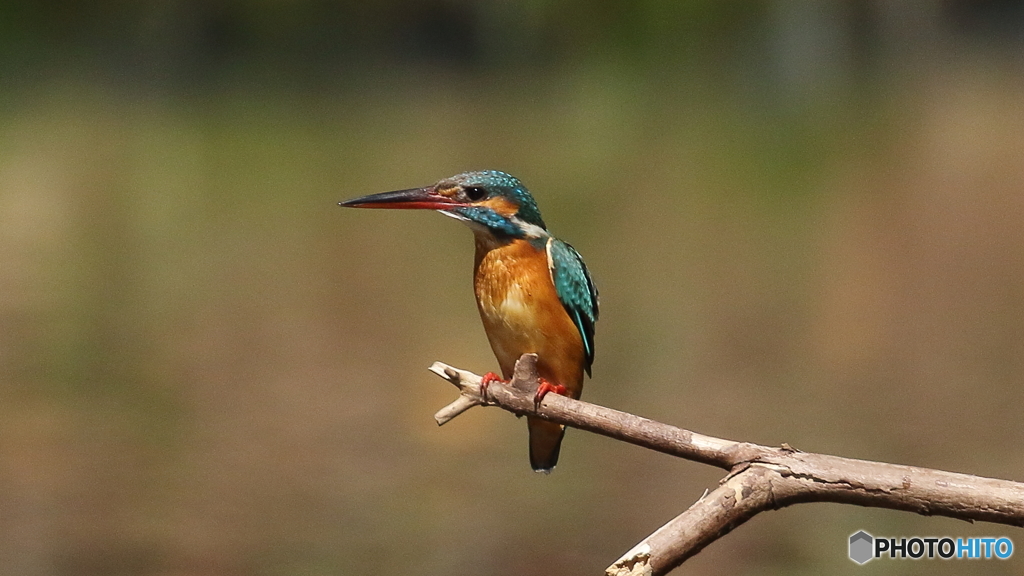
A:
431 353 544 425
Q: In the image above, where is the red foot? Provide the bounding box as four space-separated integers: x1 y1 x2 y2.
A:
480 372 507 402
534 378 567 409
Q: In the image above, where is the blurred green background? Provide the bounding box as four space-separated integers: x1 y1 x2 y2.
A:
2 1 1024 575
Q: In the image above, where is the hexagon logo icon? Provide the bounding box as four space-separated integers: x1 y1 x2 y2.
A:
849 531 874 564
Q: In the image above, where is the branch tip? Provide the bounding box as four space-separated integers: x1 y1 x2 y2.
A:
434 394 481 426
510 353 540 393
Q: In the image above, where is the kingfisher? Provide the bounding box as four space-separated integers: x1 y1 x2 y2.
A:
340 170 598 472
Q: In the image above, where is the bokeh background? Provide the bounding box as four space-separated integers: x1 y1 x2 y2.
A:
2 1 1024 575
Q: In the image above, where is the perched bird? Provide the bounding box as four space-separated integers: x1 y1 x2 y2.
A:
340 171 598 472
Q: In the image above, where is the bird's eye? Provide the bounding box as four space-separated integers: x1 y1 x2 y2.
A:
464 186 486 201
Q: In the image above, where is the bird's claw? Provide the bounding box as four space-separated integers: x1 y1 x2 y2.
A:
480 372 506 402
533 378 567 410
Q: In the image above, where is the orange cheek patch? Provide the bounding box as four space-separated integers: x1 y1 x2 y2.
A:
480 196 518 217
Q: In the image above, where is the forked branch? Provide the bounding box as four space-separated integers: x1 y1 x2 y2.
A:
429 354 1024 576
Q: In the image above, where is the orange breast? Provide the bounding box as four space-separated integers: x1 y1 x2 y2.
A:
473 236 586 398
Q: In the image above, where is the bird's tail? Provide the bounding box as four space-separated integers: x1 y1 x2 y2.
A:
527 417 566 473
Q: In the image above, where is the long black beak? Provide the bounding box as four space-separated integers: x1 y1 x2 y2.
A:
339 187 464 210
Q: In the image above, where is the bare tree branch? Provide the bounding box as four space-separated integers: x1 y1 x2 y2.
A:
429 354 1024 576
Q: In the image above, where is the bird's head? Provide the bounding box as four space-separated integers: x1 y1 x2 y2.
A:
340 171 547 239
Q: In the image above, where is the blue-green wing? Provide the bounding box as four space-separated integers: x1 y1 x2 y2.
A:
546 238 599 375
